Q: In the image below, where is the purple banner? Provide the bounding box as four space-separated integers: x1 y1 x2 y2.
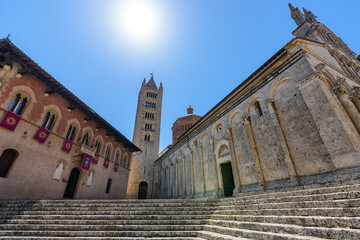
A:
0 111 21 131
81 153 92 171
33 127 50 144
103 158 109 168
61 139 73 153
92 153 99 164
114 163 119 172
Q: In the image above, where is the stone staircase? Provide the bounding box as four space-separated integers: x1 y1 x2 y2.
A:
1 179 360 239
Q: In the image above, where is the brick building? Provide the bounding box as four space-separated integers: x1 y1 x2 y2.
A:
171 105 202 144
0 39 140 199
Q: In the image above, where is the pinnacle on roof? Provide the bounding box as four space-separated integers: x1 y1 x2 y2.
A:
187 104 193 115
146 75 158 88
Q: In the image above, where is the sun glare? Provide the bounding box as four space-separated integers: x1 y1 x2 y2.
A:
118 1 159 41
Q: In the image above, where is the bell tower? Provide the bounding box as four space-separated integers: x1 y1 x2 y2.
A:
126 74 163 199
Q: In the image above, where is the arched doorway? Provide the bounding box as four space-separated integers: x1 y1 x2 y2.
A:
138 181 148 199
63 168 80 199
0 149 18 177
220 162 235 197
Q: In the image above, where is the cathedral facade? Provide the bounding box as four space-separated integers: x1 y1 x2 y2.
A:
153 5 360 199
0 39 140 199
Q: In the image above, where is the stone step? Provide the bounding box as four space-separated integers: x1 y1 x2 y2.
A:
0 219 208 226
227 183 360 202
0 202 220 208
210 214 360 229
0 238 205 240
0 206 219 212
212 207 360 217
0 224 203 231
208 219 360 239
232 177 360 198
217 198 360 210
0 230 200 238
0 214 209 220
1 207 359 217
203 225 327 240
197 231 248 240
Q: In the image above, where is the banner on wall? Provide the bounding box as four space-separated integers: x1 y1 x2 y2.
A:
61 139 73 153
92 153 99 164
103 158 109 168
33 127 50 144
81 153 92 171
114 163 119 172
0 111 21 131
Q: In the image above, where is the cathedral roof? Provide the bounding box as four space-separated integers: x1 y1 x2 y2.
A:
0 38 141 152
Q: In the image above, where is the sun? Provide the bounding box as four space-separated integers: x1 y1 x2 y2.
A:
118 1 159 40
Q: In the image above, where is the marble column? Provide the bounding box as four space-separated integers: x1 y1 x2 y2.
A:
226 126 242 194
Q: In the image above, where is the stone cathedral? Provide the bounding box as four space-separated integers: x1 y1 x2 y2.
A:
136 5 360 199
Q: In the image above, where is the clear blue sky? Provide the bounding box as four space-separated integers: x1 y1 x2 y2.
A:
1 0 359 152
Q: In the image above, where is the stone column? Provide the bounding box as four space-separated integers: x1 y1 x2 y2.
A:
266 100 298 180
350 87 360 113
175 159 179 198
210 137 221 197
199 143 207 194
226 126 242 194
242 115 265 186
297 73 359 169
332 80 360 133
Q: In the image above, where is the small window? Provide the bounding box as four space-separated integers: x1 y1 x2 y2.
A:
42 111 56 130
8 93 28 116
65 124 76 140
94 140 101 154
105 146 112 159
254 101 263 117
144 134 150 141
0 149 18 177
82 132 89 146
105 178 112 193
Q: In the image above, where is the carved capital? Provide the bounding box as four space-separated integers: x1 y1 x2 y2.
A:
242 115 251 123
332 77 349 96
350 87 360 103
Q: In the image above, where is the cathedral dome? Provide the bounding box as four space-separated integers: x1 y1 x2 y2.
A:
171 105 201 144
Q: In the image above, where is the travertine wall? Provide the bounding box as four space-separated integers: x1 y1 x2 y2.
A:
0 57 132 200
154 38 360 199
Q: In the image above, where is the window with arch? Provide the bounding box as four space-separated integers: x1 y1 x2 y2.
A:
123 154 128 168
105 146 112 159
65 124 77 141
254 101 263 117
8 93 28 116
0 149 18 177
42 111 56 130
144 134 150 141
114 150 120 163
105 178 112 193
82 132 90 146
94 139 102 154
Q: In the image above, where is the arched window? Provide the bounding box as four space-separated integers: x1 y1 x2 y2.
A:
123 154 128 168
105 178 112 193
144 134 150 141
0 149 18 177
42 111 56 130
8 93 28 116
82 132 89 146
65 124 76 140
94 139 102 154
254 101 263 117
114 151 120 163
105 146 112 159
